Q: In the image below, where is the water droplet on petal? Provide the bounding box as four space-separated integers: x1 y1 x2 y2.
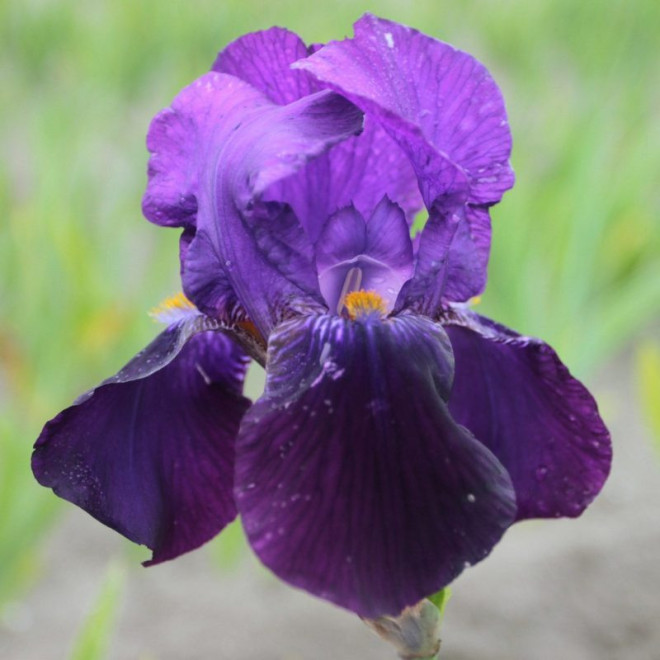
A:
466 493 476 503
535 465 549 481
567 497 582 513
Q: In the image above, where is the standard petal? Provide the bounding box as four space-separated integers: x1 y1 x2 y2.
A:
181 230 242 321
32 330 250 565
440 204 492 303
235 313 516 618
143 70 363 334
443 310 612 521
298 14 514 305
396 203 490 312
212 27 316 104
214 26 423 240
177 76 362 335
142 73 268 229
298 14 513 205
267 117 423 242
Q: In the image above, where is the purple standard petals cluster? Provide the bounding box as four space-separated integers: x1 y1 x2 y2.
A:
33 15 611 618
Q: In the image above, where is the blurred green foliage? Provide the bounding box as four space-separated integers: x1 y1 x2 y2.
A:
1 0 658 654
637 342 660 451
70 562 125 660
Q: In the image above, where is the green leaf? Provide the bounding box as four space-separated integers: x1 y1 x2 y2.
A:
427 586 452 622
70 562 125 660
636 342 660 453
208 517 248 570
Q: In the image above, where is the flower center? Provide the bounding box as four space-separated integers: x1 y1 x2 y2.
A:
343 290 387 320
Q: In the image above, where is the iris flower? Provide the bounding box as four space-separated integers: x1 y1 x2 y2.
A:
33 15 611 618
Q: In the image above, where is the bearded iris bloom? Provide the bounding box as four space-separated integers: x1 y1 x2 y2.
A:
33 15 611 618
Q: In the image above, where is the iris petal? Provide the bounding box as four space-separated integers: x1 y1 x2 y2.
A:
235 313 516 617
268 116 424 242
440 205 492 303
142 73 267 230
212 27 316 104
365 196 415 271
299 14 513 206
316 198 414 312
315 205 367 267
32 330 250 565
144 68 363 334
443 309 612 520
298 14 514 307
214 27 422 239
181 79 362 334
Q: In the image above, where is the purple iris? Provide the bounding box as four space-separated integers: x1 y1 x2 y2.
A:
33 15 611 618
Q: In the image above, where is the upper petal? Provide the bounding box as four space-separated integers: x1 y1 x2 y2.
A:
443 309 612 521
298 14 514 306
266 116 424 242
145 70 363 335
213 27 422 240
212 27 316 104
32 325 251 565
396 203 491 313
298 14 513 205
142 73 267 229
198 86 362 334
235 313 516 617
440 204 492 302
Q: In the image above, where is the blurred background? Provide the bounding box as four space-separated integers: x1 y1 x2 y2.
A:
1 0 659 658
